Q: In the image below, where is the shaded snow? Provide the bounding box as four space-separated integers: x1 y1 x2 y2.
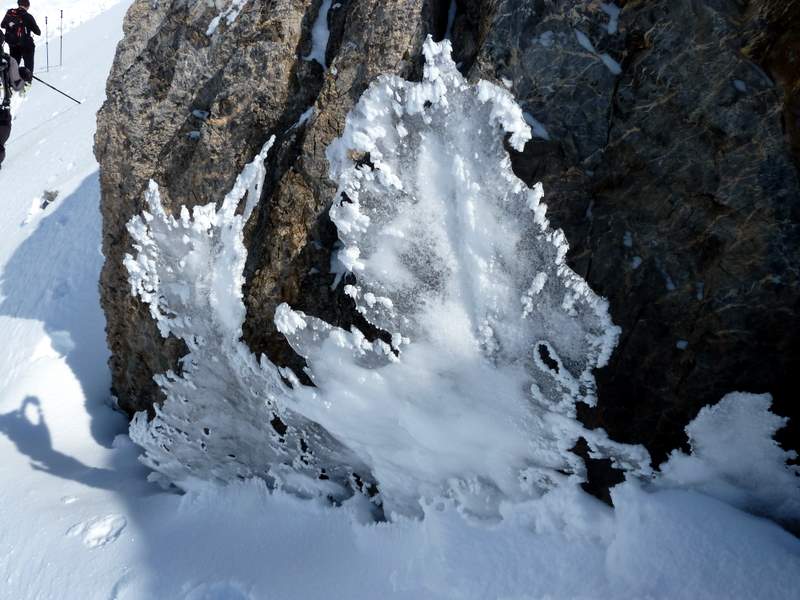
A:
444 0 457 40
601 2 621 35
575 28 622 75
524 111 551 140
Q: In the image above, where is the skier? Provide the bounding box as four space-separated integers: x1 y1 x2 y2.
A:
1 0 40 73
0 31 32 169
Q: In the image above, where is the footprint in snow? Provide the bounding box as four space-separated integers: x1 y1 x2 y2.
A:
67 514 127 548
21 189 59 226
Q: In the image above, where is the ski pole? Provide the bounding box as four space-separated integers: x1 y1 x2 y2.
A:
45 16 49 72
31 75 81 104
59 11 63 67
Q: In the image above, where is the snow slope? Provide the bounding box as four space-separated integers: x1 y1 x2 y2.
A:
0 3 798 599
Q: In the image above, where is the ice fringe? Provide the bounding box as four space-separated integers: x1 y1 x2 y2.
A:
126 37 653 518
125 138 370 502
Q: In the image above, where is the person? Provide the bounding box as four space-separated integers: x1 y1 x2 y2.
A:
0 31 32 169
1 0 40 73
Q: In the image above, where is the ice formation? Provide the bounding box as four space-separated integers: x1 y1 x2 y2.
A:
125 139 370 501
126 38 650 518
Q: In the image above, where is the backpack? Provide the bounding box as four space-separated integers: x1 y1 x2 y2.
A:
3 9 27 48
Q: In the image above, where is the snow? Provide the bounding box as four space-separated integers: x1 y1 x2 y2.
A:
304 0 333 68
537 30 556 48
206 0 249 37
291 106 315 129
523 110 551 140
659 392 800 529
601 2 621 35
575 29 597 54
444 0 457 41
696 280 705 299
18 0 125 36
574 28 622 75
600 52 622 75
0 5 798 600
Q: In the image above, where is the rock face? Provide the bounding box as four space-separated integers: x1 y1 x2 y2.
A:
95 0 799 485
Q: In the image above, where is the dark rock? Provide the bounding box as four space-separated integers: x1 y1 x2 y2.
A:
473 0 800 467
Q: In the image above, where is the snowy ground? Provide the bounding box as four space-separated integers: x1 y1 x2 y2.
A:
0 3 798 599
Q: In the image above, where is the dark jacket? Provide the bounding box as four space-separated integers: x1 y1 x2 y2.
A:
1 53 29 123
1 8 41 49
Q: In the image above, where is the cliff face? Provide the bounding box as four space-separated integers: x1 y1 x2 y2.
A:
95 0 799 479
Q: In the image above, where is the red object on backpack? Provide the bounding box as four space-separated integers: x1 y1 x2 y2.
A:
3 9 27 48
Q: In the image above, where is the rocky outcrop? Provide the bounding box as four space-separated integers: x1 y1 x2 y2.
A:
96 0 799 485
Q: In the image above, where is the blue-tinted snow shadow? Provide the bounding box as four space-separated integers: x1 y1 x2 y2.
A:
0 396 120 489
0 172 128 448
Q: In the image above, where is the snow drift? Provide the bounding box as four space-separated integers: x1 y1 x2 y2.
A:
658 392 800 529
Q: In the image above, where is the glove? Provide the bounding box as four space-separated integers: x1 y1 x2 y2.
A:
19 67 32 83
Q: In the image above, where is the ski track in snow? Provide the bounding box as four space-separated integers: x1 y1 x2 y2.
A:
0 2 798 599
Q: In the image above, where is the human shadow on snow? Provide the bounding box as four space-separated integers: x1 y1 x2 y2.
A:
0 172 127 448
0 396 120 490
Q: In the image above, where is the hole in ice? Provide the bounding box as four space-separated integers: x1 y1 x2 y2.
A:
270 415 288 436
537 343 560 373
